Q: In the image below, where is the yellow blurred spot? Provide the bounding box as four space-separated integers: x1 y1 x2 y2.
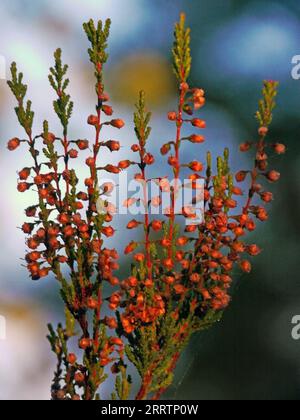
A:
107 52 176 108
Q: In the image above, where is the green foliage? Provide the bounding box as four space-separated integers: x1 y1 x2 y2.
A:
192 310 224 332
256 80 279 128
114 364 132 400
7 62 34 136
172 13 192 83
83 19 111 66
49 49 73 136
83 18 111 95
134 91 152 145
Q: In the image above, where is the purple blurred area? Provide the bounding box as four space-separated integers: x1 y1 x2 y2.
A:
0 0 300 400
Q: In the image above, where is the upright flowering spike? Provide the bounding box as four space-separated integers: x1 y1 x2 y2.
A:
83 18 111 96
131 91 153 277
7 63 34 136
256 80 279 129
48 48 73 137
172 13 192 83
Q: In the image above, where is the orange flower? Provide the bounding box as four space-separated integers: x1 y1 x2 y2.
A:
240 260 252 273
124 241 138 255
127 220 140 229
134 254 145 263
111 119 125 129
102 226 115 237
191 118 206 129
189 161 204 172
7 137 20 151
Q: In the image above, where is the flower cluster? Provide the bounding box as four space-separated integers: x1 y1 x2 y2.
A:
7 14 285 400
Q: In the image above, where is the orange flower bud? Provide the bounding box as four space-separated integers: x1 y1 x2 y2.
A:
111 119 125 129
87 115 99 126
189 135 205 144
161 238 171 247
240 260 252 273
192 119 206 129
168 156 178 167
273 143 286 155
102 226 115 237
63 226 74 237
165 276 175 285
102 105 113 116
168 112 177 121
161 143 171 155
189 161 204 172
177 237 188 246
145 279 153 288
248 244 261 256
131 144 140 152
234 227 245 237
239 142 252 152
152 220 163 231
110 337 123 347
102 182 115 194
79 338 92 350
17 182 30 193
124 241 138 255
43 133 56 144
174 284 185 295
74 372 85 384
105 165 120 174
144 153 155 165
19 168 31 180
22 223 34 234
7 137 21 151
58 213 69 224
134 253 145 263
85 177 93 187
106 140 120 152
181 82 189 91
258 127 268 136
232 186 243 196
163 258 174 270
266 170 280 182
68 354 77 365
99 93 109 102
86 157 95 167
190 273 201 283
77 140 89 150
185 225 197 233
118 160 131 169
127 220 140 230
224 198 237 209
236 171 248 182
105 317 118 329
69 149 78 159
87 297 98 310
128 276 138 287
261 192 273 203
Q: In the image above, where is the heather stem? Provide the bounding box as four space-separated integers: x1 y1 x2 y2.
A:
168 87 185 260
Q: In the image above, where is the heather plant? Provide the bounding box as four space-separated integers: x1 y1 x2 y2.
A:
7 14 285 400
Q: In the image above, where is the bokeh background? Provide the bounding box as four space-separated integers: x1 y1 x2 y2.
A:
0 0 300 400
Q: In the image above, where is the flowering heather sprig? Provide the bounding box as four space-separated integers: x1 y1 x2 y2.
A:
7 14 285 401
8 18 130 401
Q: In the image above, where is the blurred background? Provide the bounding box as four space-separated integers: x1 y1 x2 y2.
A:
0 0 300 400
